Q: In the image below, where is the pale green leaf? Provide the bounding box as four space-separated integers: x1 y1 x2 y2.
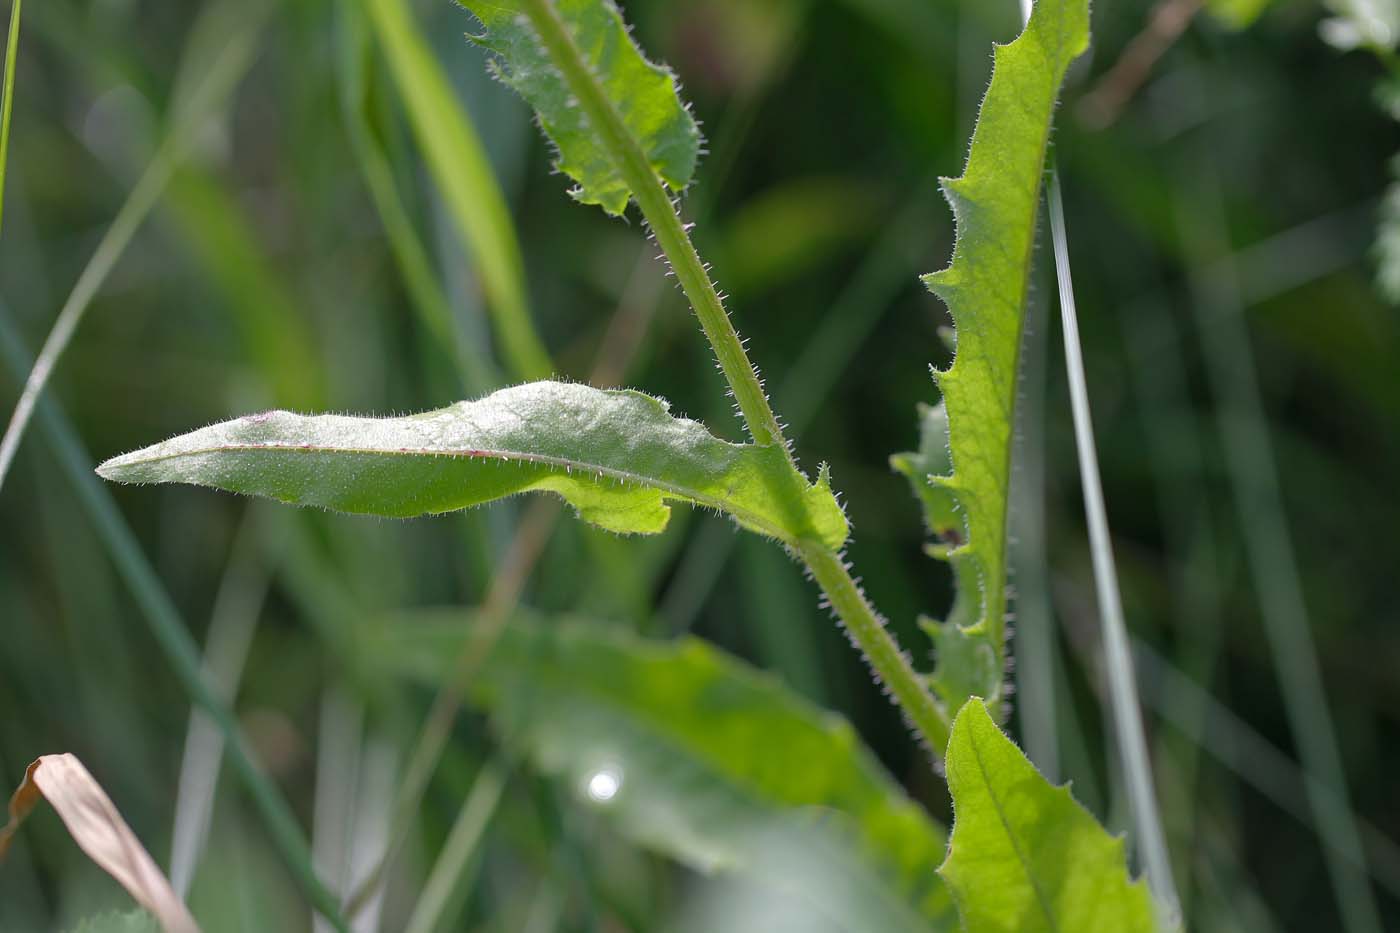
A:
940 699 1158 933
916 0 1089 718
97 381 846 548
459 0 701 215
378 612 959 931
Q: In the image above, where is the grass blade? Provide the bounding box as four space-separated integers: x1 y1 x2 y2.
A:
335 2 496 398
360 0 551 382
0 0 21 234
1176 156 1383 933
0 310 348 932
1046 169 1180 922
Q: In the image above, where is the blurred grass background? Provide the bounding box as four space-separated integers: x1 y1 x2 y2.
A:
1 0 1398 929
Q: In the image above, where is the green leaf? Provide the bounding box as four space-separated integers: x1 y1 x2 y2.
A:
940 699 1157 933
378 611 959 932
916 0 1089 718
97 381 846 548
458 0 701 215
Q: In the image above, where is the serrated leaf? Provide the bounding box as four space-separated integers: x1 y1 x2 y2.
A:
97 381 846 549
459 0 701 215
940 699 1158 932
916 0 1089 718
378 612 959 931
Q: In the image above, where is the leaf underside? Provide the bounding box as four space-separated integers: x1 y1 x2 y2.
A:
908 0 1090 720
459 0 701 215
379 611 959 931
97 381 846 549
939 699 1157 932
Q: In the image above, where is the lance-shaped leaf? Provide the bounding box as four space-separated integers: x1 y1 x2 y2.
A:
916 0 1090 717
940 699 1157 932
97 381 846 548
378 611 959 931
460 0 701 216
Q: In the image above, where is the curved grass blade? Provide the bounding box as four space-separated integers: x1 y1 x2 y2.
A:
97 381 847 549
460 0 701 216
362 0 551 381
914 0 1089 718
2 754 199 933
378 611 959 932
940 699 1157 933
0 0 22 235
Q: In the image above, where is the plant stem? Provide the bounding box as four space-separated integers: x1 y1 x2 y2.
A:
520 0 949 755
519 0 785 450
800 545 950 752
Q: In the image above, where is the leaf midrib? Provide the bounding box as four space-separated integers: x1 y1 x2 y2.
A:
967 720 1059 931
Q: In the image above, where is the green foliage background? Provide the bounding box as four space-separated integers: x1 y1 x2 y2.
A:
1 0 1397 929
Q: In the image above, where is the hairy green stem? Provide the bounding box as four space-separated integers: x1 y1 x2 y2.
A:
519 0 784 449
520 0 947 753
801 545 950 752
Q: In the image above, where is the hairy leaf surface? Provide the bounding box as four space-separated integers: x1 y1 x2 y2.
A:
915 0 1089 717
940 699 1157 932
379 612 958 931
459 0 701 215
97 381 845 548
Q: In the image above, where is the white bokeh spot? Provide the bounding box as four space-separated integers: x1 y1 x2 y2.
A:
585 766 622 803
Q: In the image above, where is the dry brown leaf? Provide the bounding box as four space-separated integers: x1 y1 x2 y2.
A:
1 754 200 933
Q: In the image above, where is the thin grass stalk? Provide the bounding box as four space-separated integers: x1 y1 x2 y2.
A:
170 509 273 898
359 0 551 382
335 2 496 397
0 3 262 491
0 0 21 234
1010 282 1059 779
403 760 507 933
1176 155 1383 933
0 309 349 932
1129 637 1400 900
1046 168 1180 921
